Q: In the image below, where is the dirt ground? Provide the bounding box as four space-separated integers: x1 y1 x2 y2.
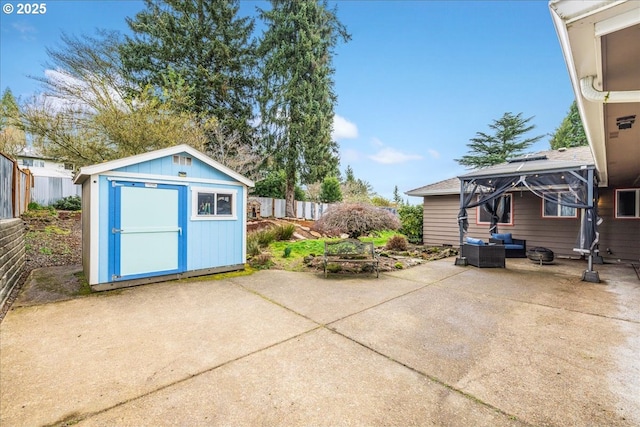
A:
0 210 83 322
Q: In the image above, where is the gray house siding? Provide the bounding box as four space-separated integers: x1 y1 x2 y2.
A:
422 195 461 247
423 192 588 259
598 188 640 262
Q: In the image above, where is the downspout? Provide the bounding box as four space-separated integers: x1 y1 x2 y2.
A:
580 76 640 103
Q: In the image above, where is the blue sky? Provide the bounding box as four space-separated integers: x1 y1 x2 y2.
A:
0 1 576 201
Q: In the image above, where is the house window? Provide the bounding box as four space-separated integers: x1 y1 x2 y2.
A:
191 187 237 220
173 155 192 166
615 189 640 218
477 194 513 225
543 192 577 218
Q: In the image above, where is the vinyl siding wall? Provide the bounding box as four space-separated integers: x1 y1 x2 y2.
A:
423 192 586 259
598 188 640 262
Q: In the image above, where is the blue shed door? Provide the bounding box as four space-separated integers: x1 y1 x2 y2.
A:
109 182 187 281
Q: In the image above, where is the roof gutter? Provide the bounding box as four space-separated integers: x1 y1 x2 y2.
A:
580 75 640 104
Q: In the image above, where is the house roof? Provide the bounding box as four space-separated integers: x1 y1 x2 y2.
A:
73 144 255 187
405 146 594 197
405 177 460 197
458 146 595 180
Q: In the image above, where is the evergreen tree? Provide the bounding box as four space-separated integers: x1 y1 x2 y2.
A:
456 112 543 168
392 185 403 207
0 88 26 156
550 101 588 149
344 165 355 182
120 0 258 148
258 0 350 217
320 176 342 203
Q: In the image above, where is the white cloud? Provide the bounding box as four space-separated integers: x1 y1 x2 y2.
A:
12 22 37 41
369 147 423 164
341 148 361 162
428 149 440 159
371 137 384 148
332 114 358 140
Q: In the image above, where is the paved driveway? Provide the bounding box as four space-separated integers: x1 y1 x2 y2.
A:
1 258 639 426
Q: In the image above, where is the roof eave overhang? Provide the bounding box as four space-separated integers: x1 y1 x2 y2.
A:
406 190 459 197
549 0 640 188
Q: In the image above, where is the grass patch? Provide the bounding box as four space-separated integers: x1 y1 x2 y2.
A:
73 271 93 296
267 230 404 271
176 266 256 283
44 225 71 235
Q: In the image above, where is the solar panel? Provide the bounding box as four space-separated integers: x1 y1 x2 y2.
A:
507 154 548 163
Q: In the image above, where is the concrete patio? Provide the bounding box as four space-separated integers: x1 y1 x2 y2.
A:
1 257 639 426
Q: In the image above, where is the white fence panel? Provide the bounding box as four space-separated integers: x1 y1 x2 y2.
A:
273 199 286 218
31 176 81 206
252 197 331 220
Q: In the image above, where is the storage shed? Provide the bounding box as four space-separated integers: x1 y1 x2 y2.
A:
74 145 254 291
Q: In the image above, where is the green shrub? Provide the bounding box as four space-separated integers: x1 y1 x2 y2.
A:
52 195 82 211
320 176 343 203
274 223 296 241
246 235 262 257
249 253 273 269
398 204 423 244
255 228 276 247
386 235 408 251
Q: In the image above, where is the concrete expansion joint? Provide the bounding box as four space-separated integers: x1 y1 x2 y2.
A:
324 326 535 427
46 326 323 427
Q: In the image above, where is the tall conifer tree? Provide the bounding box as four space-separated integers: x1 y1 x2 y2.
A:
258 0 349 216
456 112 543 168
120 0 258 148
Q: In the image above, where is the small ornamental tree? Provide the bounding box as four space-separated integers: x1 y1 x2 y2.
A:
320 176 342 203
313 202 400 238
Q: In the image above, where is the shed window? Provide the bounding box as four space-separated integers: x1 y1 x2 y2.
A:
615 189 640 218
191 187 237 220
477 194 513 225
543 192 577 218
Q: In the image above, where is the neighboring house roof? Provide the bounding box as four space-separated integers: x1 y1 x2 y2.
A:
405 146 594 197
28 168 74 179
406 177 460 197
74 144 255 187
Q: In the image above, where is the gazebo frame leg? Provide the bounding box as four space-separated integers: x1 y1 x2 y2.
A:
582 254 600 283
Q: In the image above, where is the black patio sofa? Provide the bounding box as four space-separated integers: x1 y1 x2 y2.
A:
461 237 505 268
489 233 527 258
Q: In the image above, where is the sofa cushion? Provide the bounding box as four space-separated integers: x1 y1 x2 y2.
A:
504 244 524 250
491 233 513 244
466 237 485 246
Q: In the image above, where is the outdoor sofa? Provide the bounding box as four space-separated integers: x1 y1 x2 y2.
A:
489 233 527 258
461 237 505 268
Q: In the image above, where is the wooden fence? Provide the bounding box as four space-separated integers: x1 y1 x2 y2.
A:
0 153 32 219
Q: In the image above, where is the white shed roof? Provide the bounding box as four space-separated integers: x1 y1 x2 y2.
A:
74 144 254 187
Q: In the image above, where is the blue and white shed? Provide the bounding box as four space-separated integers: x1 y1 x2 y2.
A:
73 145 254 291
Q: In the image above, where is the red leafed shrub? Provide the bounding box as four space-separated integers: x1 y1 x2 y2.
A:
313 203 400 238
386 235 408 251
